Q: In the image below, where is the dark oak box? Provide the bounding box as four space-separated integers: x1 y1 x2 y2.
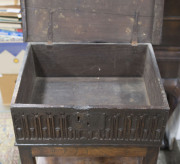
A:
11 43 169 146
11 0 169 148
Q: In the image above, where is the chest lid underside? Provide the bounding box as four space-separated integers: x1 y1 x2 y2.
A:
21 0 164 45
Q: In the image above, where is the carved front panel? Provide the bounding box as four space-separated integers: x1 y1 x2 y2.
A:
12 110 168 145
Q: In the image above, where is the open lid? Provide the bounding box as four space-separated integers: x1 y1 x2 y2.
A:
21 0 164 45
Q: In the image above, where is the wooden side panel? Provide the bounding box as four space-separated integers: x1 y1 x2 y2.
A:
143 48 164 106
31 44 147 77
15 46 36 103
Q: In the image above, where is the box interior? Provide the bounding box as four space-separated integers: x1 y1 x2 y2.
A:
15 44 164 108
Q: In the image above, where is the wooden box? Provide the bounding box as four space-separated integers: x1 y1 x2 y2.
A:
11 43 169 146
11 0 169 163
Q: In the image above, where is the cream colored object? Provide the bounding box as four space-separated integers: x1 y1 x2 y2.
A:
0 74 17 105
0 0 20 6
0 49 25 74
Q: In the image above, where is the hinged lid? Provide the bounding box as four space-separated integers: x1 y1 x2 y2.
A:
21 0 164 45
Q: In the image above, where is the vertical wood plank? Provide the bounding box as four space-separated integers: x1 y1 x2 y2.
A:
152 0 165 45
19 147 36 164
142 147 159 164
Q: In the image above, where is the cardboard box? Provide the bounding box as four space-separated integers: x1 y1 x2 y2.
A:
0 74 17 105
0 43 27 105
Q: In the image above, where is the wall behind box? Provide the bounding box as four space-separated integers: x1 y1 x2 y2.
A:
0 43 27 105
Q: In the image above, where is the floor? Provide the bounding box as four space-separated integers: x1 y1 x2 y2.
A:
0 91 180 164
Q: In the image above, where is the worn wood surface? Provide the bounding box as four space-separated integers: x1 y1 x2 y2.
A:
152 0 164 44
30 77 149 106
17 146 159 164
32 147 147 157
21 0 164 44
12 107 168 145
19 147 36 164
11 43 169 146
31 44 147 77
143 47 165 106
14 43 167 108
153 0 180 151
142 147 159 164
154 46 180 78
160 0 180 46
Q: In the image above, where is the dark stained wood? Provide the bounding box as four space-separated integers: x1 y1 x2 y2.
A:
18 147 36 164
13 43 168 109
143 47 165 106
154 46 180 78
11 107 169 145
11 43 168 153
142 148 159 164
162 20 180 46
164 0 180 16
30 77 149 106
21 0 164 44
17 146 161 164
12 1 168 164
31 44 147 77
11 43 169 147
14 45 36 104
153 0 180 151
159 0 180 46
32 147 147 157
152 0 165 44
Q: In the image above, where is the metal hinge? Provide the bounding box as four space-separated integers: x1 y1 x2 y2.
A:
47 10 54 44
131 12 139 46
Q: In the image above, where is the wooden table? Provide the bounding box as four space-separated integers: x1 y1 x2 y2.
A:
18 146 159 164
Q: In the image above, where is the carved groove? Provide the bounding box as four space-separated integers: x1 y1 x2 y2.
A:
12 112 167 145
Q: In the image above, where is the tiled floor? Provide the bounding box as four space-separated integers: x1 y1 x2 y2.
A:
158 140 180 164
0 93 10 113
0 91 180 164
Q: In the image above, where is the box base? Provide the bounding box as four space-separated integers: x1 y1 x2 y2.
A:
30 77 150 106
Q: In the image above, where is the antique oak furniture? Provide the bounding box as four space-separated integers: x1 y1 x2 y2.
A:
11 0 169 163
154 0 180 150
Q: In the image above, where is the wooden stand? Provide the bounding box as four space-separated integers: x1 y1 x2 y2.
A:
18 146 159 164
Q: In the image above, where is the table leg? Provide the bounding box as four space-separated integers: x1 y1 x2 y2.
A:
143 147 159 164
18 147 36 164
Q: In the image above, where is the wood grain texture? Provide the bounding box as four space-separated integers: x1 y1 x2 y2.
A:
156 0 180 46
18 147 36 164
11 43 169 146
30 77 149 106
152 0 165 45
12 108 168 146
31 44 147 77
32 147 147 157
154 46 180 78
15 46 36 104
142 148 159 164
143 48 164 106
21 0 163 44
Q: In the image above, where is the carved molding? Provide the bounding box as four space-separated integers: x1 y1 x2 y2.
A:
12 111 168 145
